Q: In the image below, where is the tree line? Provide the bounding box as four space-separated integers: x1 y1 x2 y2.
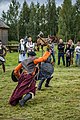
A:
1 0 80 43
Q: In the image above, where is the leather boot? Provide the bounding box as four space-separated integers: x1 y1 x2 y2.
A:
37 79 45 90
45 76 53 87
19 93 32 107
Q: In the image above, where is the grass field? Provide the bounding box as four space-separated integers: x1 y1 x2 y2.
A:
0 50 80 120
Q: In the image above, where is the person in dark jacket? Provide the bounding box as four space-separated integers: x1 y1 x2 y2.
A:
58 39 65 66
0 40 7 72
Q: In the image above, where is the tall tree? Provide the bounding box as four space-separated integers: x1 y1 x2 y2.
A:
58 0 72 41
39 4 47 36
1 11 8 23
19 0 30 38
35 2 41 37
75 0 80 41
70 5 77 42
26 2 37 41
46 0 57 36
2 0 20 41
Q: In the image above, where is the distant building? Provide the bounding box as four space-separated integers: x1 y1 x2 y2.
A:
0 19 9 45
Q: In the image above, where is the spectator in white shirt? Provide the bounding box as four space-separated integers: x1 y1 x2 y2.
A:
18 39 27 63
26 37 35 57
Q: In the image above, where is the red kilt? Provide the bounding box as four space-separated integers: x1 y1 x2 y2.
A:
9 73 36 106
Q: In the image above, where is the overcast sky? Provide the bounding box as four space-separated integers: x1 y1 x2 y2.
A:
0 0 76 17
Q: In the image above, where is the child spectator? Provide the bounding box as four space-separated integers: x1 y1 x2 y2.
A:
65 43 71 67
68 39 75 65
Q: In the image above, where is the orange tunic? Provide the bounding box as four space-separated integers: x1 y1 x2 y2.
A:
14 51 51 78
14 63 22 78
33 51 51 64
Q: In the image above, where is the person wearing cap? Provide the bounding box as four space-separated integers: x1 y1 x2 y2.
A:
0 40 7 72
9 50 51 106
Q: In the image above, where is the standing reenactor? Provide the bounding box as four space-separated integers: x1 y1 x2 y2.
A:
18 39 27 63
0 40 7 72
37 45 54 90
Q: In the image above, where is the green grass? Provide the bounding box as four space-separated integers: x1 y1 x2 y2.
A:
0 50 80 120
